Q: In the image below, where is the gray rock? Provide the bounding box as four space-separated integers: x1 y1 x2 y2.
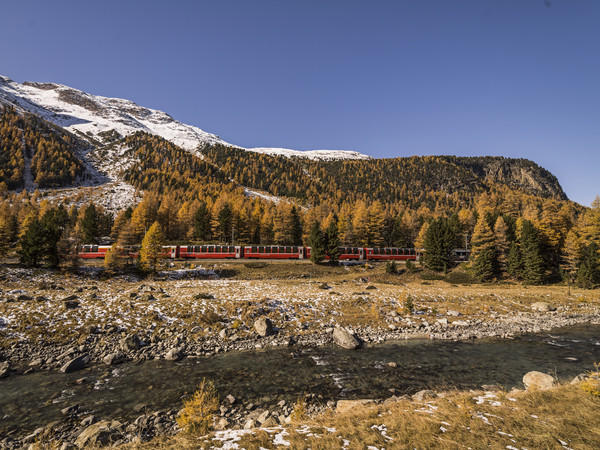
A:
61 404 79 415
336 399 374 413
75 421 121 448
531 302 556 312
120 334 141 351
523 371 556 390
103 353 124 365
243 419 256 429
447 310 461 316
219 328 228 340
0 361 10 378
333 326 361 349
412 390 437 401
215 417 230 431
60 354 90 373
139 293 155 302
64 299 80 309
254 317 274 337
226 394 236 405
257 410 270 424
165 348 183 361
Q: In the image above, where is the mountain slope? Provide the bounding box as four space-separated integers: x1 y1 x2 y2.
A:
0 75 370 161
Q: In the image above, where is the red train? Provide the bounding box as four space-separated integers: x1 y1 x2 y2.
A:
77 244 470 262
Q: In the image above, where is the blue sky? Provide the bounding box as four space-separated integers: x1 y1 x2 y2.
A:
1 0 599 205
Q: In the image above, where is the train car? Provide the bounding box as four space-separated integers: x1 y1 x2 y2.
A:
243 245 306 259
338 247 365 261
306 246 365 261
365 247 418 261
77 245 112 259
175 245 242 259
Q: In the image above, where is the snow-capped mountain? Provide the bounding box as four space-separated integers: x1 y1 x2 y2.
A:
0 75 370 161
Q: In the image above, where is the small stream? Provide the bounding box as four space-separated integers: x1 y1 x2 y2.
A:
1 324 599 436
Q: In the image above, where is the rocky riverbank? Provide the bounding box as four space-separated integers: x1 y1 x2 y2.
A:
1 265 600 447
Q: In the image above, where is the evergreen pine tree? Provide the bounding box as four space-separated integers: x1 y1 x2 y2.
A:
80 203 99 244
506 242 522 279
576 242 600 289
520 220 545 285
472 247 496 281
493 216 510 276
289 206 303 246
308 221 325 264
193 202 211 241
140 221 164 272
424 219 456 272
18 218 44 267
40 206 69 268
326 217 342 264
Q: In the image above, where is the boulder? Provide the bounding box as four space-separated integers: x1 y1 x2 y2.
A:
262 416 279 427
0 361 10 378
412 390 437 401
60 354 90 373
226 394 236 405
333 326 361 349
139 293 155 302
254 317 274 337
523 371 556 390
75 421 121 448
335 399 375 413
64 300 79 309
103 353 125 365
165 348 183 361
523 371 556 391
257 410 270 424
215 418 230 431
531 302 556 312
119 334 141 352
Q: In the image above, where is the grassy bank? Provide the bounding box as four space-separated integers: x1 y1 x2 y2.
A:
124 371 600 449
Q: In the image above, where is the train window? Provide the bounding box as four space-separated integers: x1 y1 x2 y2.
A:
259 246 264 253
292 247 298 253
84 245 91 252
251 246 256 252
228 246 233 252
392 249 397 255
207 246 214 252
92 246 98 252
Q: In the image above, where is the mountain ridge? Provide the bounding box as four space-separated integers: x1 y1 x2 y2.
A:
0 75 370 161
0 75 570 212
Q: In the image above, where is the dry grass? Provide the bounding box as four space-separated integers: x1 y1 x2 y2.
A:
118 373 600 449
1 262 599 348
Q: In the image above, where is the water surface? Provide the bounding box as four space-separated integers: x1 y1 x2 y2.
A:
1 323 599 435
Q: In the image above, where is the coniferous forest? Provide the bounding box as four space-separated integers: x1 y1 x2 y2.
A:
0 105 598 287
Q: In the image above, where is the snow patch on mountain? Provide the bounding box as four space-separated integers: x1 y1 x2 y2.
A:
246 147 371 161
0 75 371 161
0 75 229 152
